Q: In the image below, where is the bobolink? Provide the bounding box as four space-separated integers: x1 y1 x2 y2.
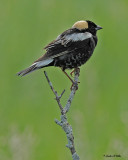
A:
17 20 102 82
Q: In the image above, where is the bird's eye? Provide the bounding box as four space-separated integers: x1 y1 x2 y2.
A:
91 26 95 29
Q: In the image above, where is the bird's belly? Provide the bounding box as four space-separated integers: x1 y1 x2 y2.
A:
54 48 93 70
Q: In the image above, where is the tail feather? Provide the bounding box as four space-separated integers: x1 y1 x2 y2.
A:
17 58 53 76
17 63 37 76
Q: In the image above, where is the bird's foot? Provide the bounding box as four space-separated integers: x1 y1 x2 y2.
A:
70 80 80 90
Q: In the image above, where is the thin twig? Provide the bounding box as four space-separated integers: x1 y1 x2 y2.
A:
44 71 64 114
44 69 80 160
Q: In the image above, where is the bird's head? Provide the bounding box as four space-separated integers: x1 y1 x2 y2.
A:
72 20 102 35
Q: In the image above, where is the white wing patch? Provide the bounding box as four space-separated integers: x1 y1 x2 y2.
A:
65 32 92 42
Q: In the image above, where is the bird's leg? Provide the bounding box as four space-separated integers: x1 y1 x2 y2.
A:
61 68 80 91
70 68 80 90
70 68 80 78
70 69 75 77
62 69 76 90
61 69 74 83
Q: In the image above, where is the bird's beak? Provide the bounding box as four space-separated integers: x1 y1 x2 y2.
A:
96 25 103 30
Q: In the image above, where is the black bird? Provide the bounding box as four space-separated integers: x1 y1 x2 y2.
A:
17 20 102 82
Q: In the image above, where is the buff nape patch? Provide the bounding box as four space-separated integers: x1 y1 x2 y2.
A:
72 21 88 30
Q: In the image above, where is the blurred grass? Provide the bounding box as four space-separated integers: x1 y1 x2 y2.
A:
0 0 128 159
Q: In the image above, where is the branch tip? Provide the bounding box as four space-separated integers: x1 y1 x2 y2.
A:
55 119 62 126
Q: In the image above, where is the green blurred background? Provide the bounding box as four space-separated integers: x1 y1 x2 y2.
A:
0 0 128 159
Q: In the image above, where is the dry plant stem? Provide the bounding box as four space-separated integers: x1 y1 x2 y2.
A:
44 68 80 160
